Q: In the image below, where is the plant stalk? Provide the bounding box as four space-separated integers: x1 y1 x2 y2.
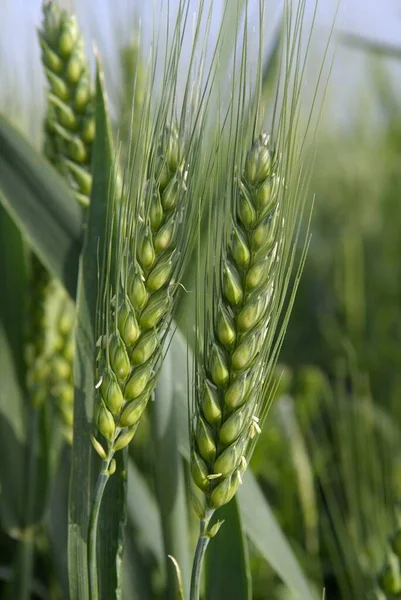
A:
13 538 34 600
13 405 40 600
190 513 213 600
87 453 113 600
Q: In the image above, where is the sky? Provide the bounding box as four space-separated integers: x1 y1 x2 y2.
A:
1 0 401 135
1 0 400 38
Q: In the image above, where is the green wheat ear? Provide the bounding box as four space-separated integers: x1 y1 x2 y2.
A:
49 289 75 443
34 1 95 442
25 255 52 408
92 125 188 458
191 133 282 510
187 0 335 594
25 254 75 445
40 0 95 208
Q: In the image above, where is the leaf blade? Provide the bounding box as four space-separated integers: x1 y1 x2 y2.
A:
205 498 252 600
0 115 82 298
126 459 164 564
151 350 191 599
238 471 316 600
68 59 124 600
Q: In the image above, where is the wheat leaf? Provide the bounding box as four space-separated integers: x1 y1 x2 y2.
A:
68 57 125 600
0 116 82 298
205 498 252 600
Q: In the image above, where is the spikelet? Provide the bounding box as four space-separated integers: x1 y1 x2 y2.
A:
190 134 282 511
25 255 52 408
40 1 94 207
92 126 188 457
49 291 75 443
31 2 95 440
25 259 74 431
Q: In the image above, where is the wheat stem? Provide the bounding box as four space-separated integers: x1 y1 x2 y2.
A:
13 538 34 600
87 452 115 600
13 406 39 600
189 512 213 600
190 537 209 600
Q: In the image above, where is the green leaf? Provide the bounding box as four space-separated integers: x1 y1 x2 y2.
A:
0 198 27 383
151 349 191 599
125 460 165 600
238 472 316 600
0 115 82 298
169 327 316 600
0 203 61 599
0 325 25 532
0 207 26 532
122 523 155 600
205 498 252 600
260 16 283 104
68 59 125 600
126 460 163 564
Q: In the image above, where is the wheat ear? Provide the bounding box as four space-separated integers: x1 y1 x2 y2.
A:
25 255 52 408
49 290 75 443
23 6 93 575
35 1 95 441
190 133 280 512
92 125 185 458
40 0 94 208
188 108 314 596
189 133 285 600
88 126 188 599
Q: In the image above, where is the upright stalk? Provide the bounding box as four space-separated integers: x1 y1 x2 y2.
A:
14 406 40 600
87 453 114 600
190 512 213 600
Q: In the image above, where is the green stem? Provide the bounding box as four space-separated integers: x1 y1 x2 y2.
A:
190 513 213 600
14 406 40 600
14 539 34 600
87 454 113 600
